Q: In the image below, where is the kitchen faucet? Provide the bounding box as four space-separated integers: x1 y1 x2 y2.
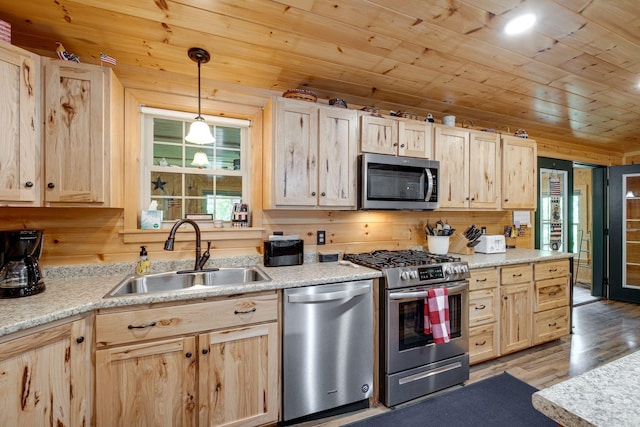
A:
164 218 210 271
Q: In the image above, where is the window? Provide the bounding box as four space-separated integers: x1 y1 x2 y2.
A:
141 107 251 223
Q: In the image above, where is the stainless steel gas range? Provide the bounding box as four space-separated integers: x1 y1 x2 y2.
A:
343 250 471 407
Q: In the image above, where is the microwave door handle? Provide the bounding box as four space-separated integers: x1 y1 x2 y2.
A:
424 168 434 201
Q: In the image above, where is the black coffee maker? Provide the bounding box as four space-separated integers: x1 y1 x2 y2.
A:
0 230 46 298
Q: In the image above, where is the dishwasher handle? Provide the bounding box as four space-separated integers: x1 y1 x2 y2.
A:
288 284 370 303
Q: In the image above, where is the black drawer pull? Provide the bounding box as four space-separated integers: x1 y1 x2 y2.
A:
512 273 522 277
548 291 558 296
475 340 487 346
548 322 557 327
549 268 558 272
128 321 157 330
234 307 257 315
475 304 486 310
476 278 487 282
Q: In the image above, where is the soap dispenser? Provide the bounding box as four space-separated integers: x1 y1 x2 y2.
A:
136 246 151 275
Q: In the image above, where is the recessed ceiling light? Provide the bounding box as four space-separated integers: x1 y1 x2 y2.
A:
505 13 536 35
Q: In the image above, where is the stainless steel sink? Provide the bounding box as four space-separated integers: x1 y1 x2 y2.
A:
105 266 271 297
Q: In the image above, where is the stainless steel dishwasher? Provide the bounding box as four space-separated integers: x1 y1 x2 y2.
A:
283 279 374 422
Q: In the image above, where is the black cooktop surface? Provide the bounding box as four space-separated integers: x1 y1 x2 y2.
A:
343 250 461 269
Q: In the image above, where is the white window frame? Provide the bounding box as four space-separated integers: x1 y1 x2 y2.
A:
139 106 252 223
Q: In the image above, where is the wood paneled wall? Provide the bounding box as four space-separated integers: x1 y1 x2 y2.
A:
0 82 613 267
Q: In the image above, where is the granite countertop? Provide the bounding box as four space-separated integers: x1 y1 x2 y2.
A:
532 350 640 426
0 248 573 339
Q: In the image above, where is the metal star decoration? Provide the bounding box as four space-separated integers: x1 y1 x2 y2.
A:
153 176 167 191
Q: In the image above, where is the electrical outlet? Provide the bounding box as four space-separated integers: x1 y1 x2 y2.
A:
317 230 326 245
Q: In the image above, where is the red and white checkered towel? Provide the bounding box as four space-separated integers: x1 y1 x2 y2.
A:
424 287 450 344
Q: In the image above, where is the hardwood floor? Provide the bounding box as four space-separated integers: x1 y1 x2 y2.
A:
303 298 640 426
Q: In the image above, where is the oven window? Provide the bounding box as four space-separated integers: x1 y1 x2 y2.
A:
398 294 462 351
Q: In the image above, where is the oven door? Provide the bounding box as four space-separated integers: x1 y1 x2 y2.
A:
385 281 468 374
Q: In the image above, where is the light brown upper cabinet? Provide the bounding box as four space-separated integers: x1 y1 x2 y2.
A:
501 135 537 210
263 97 358 209
0 43 39 206
42 58 124 207
434 125 501 209
360 113 434 158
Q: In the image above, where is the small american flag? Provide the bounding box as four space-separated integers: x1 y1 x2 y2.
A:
100 52 116 66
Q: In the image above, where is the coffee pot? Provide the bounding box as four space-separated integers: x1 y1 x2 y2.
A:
0 230 46 298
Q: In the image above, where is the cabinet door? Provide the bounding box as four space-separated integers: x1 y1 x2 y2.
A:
318 107 357 207
469 131 500 209
44 60 105 204
434 125 469 208
398 120 433 158
274 100 318 206
500 283 531 354
359 114 398 155
502 135 537 209
469 288 498 326
0 45 38 204
0 319 90 427
95 336 197 427
469 323 499 365
199 323 279 427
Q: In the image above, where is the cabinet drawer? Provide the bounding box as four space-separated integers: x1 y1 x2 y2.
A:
469 323 499 365
500 264 532 285
96 293 278 347
534 277 570 312
533 306 570 345
469 268 498 291
534 259 570 281
469 288 498 326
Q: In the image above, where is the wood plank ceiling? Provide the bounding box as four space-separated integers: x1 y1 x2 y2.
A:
1 0 640 154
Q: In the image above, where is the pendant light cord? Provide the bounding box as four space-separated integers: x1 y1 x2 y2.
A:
197 58 202 119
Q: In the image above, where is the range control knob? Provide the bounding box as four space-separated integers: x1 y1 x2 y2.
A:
444 268 453 275
409 271 418 279
400 271 410 281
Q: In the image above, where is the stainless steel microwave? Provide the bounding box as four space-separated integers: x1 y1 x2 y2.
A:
359 153 439 210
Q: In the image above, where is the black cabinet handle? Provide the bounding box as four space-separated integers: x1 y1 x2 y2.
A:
47 182 55 189
475 340 487 346
25 181 34 188
321 192 326 197
476 278 487 282
202 348 209 355
76 336 85 344
475 304 486 310
234 307 257 315
127 321 157 329
548 322 557 327
512 273 522 277
311 191 316 196
186 352 192 358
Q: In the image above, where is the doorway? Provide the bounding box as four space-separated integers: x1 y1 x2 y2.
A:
536 158 604 306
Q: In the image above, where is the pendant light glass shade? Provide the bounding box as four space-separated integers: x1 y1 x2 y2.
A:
186 47 215 145
191 151 210 167
186 118 215 144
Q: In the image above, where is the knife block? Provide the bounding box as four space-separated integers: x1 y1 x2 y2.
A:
448 232 475 255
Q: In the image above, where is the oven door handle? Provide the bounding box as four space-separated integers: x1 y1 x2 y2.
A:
389 283 468 300
288 284 370 303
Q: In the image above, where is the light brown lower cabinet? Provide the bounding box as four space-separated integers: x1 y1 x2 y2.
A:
468 267 500 364
0 317 91 426
95 293 279 427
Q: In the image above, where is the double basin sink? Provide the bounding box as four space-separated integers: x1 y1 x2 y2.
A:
105 266 271 298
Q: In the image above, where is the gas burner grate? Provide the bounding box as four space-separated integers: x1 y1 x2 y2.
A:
343 250 461 270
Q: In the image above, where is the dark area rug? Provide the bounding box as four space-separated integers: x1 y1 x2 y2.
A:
342 372 555 427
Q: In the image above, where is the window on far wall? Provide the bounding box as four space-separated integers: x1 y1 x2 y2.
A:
140 107 251 223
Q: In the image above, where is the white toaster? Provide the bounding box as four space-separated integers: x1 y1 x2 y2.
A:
475 235 506 253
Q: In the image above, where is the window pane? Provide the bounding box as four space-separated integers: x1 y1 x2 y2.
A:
215 147 240 170
217 176 242 197
216 127 241 150
151 197 182 221
151 172 182 197
153 118 184 143
185 198 209 215
186 174 214 197
153 143 183 167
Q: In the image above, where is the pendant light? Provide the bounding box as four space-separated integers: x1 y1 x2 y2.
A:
185 47 215 144
191 151 210 168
